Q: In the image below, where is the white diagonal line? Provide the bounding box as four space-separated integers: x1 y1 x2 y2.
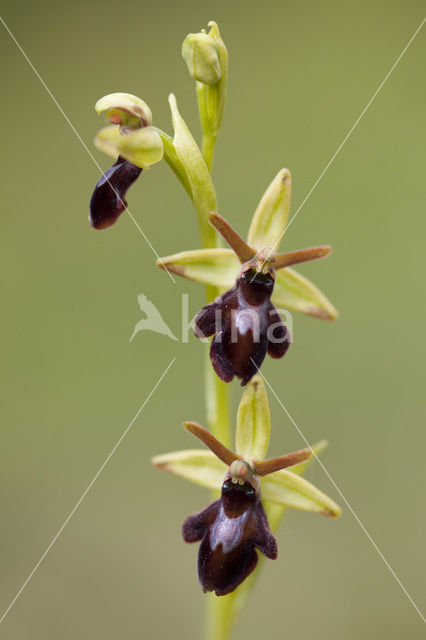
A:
0 16 176 284
263 17 426 267
255 363 425 624
0 357 176 625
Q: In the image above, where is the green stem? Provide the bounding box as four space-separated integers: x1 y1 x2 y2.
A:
205 353 231 448
162 81 232 640
196 82 218 173
206 593 234 640
196 82 234 640
202 132 217 174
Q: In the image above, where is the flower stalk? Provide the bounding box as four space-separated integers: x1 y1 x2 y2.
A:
89 19 340 640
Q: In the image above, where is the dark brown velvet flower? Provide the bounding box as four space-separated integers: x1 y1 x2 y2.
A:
194 263 290 385
183 461 277 596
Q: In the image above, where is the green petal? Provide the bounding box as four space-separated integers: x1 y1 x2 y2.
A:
152 449 226 490
261 469 341 517
156 248 239 289
235 375 270 460
247 169 291 250
272 267 338 320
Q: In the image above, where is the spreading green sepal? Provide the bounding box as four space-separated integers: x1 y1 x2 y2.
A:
272 267 338 320
247 168 291 250
262 469 341 517
152 449 226 490
235 375 270 460
156 248 238 289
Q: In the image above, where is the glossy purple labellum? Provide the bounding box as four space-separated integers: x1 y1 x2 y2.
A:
194 266 290 385
89 156 142 230
183 472 277 596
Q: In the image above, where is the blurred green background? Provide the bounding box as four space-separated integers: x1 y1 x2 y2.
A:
1 0 425 638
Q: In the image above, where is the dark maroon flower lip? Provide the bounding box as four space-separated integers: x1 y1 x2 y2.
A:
183 463 277 596
89 156 142 230
194 267 291 386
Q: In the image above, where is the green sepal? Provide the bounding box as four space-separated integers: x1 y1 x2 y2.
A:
95 92 152 128
235 375 270 460
272 267 338 320
156 248 239 289
247 169 291 250
261 468 341 517
151 449 225 490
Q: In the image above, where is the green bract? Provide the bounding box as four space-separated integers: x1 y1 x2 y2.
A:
167 93 218 247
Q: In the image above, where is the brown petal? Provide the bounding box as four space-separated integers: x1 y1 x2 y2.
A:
273 245 331 269
253 447 312 476
209 212 255 263
183 422 240 466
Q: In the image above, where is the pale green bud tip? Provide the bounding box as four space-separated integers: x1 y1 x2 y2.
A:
182 32 221 85
94 125 163 169
95 92 152 128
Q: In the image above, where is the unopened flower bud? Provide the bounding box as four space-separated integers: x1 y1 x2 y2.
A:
182 32 222 85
